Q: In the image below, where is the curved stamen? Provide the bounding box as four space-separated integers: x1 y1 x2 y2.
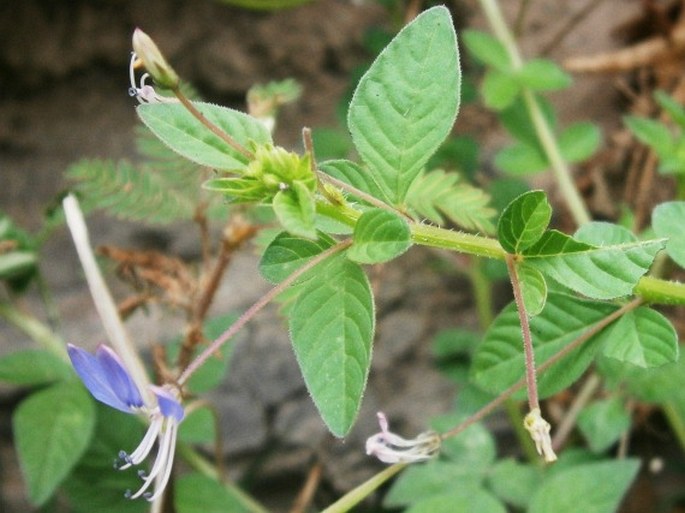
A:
129 418 176 500
145 422 178 502
118 415 162 470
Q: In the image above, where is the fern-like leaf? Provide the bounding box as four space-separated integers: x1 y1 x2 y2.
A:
406 169 496 234
66 159 196 224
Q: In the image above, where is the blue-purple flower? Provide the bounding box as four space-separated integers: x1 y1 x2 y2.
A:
67 343 184 501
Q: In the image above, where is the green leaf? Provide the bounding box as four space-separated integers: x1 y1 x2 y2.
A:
559 122 601 163
137 102 271 170
471 293 617 399
406 169 496 233
311 128 353 160
575 221 638 246
14 381 96 505
431 414 496 470
0 350 71 385
624 115 674 157
653 201 685 268
497 190 551 254
259 231 335 283
319 159 390 204
405 489 506 513
176 474 250 513
289 254 374 436
384 461 482 508
598 306 678 367
517 262 547 315
63 404 147 513
494 142 548 175
486 458 539 509
577 398 631 453
348 6 460 203
482 69 520 110
655 90 685 129
517 59 572 91
525 230 665 300
272 180 316 239
462 30 510 71
347 209 411 264
529 459 640 513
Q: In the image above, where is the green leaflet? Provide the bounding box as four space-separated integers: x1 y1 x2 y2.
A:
348 6 460 204
597 306 678 368
405 168 496 233
481 69 520 110
14 381 96 505
289 254 374 436
259 231 335 283
471 293 617 399
529 460 640 513
0 350 71 385
494 142 548 175
517 59 572 92
176 474 249 513
525 230 665 300
558 122 601 163
653 201 685 268
462 29 510 71
404 489 506 513
137 102 272 170
497 190 551 253
347 209 411 264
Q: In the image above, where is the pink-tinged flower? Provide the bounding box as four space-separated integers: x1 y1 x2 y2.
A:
67 344 184 501
128 52 178 104
365 412 441 464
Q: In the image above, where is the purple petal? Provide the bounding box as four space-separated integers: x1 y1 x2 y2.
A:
96 345 144 409
67 344 133 413
150 385 184 422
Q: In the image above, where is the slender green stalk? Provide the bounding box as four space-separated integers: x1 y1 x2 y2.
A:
467 257 495 329
662 402 685 453
321 463 407 513
552 373 602 451
0 303 67 358
478 0 591 226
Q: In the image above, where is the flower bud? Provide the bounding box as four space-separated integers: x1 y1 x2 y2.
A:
132 28 179 90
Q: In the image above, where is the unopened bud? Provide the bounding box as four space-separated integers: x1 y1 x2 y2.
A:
132 28 179 90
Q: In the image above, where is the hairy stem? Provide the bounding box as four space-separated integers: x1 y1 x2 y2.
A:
478 0 591 226
321 464 407 513
505 254 539 411
178 240 352 385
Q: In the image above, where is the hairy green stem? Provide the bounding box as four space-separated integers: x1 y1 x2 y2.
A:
317 199 685 304
505 254 539 411
467 257 495 329
178 240 352 385
478 0 591 226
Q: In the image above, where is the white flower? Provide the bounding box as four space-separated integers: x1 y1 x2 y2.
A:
365 412 440 464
